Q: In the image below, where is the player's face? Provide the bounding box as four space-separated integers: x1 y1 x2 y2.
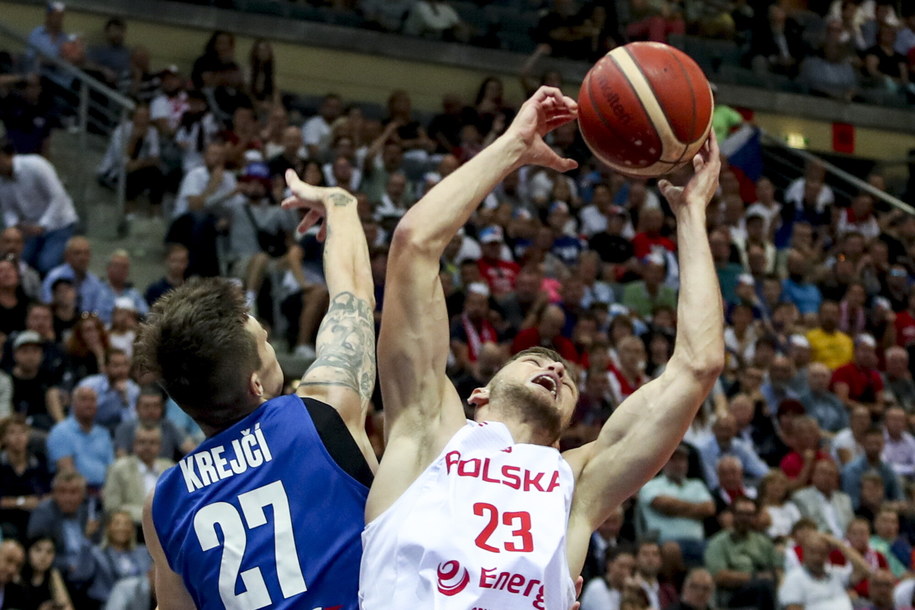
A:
246 316 283 400
488 354 578 433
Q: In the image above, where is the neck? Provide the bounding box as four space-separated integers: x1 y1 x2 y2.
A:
6 448 26 465
76 418 94 432
165 272 184 285
13 365 37 379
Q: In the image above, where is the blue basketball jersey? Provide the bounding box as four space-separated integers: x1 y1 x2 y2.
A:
152 394 369 610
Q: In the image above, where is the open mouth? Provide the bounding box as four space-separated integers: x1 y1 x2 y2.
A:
531 373 559 400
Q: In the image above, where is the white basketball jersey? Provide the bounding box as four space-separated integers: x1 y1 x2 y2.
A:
360 421 577 609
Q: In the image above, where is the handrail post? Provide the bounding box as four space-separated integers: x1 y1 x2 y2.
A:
116 106 129 236
78 82 89 148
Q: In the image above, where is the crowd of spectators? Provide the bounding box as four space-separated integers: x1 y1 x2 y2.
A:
1 1 915 609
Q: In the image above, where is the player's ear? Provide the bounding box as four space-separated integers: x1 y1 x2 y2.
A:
468 387 490 408
248 371 264 398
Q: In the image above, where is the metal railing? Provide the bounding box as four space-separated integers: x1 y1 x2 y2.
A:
759 128 915 216
0 20 135 226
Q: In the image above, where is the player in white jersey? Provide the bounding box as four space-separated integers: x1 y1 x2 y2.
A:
358 86 725 608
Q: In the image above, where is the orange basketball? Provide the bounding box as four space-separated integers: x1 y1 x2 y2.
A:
577 42 713 178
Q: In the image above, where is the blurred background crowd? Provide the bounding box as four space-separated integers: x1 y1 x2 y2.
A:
0 0 914 609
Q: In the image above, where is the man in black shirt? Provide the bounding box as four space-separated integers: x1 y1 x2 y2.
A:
0 416 50 541
10 331 63 432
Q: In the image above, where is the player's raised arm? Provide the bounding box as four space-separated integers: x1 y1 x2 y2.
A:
564 134 725 575
380 88 577 446
281 174 377 468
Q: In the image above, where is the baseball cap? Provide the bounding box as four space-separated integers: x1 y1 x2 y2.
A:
160 64 180 77
13 330 43 350
478 225 504 244
789 334 810 349
466 282 490 297
114 296 137 312
240 162 270 182
737 273 755 286
47 1 65 13
855 333 877 348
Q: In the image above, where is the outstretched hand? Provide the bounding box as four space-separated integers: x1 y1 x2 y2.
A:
282 169 354 241
657 130 721 212
507 86 579 173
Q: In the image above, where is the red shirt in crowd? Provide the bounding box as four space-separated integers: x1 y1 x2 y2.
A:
631 231 675 260
780 450 832 480
830 363 884 403
895 310 915 347
477 258 520 297
510 327 579 363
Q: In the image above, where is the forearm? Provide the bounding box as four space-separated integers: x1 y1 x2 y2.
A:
394 135 523 258
322 192 374 303
714 569 752 588
669 207 724 376
46 388 65 422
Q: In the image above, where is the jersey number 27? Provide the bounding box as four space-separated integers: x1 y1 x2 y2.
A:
194 480 307 610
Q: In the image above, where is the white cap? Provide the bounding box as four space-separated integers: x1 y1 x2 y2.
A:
467 282 490 297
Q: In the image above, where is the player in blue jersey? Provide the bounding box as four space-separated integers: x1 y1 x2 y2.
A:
135 171 377 610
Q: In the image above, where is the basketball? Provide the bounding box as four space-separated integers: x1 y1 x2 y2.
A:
577 42 714 178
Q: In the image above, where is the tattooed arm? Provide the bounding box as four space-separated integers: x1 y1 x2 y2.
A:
282 172 377 469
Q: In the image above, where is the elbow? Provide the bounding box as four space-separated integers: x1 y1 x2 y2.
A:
390 220 440 259
672 351 725 383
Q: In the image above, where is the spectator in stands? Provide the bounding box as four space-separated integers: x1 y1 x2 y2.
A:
27 471 98 604
634 540 677 609
606 336 650 403
174 89 220 175
404 1 468 41
144 243 188 307
49 277 77 341
268 126 306 179
97 104 164 217
76 349 138 434
709 455 756 529
222 106 263 170
800 25 861 101
666 568 715 610
248 39 279 111
831 333 885 416
103 424 173 528
896 6 915 58
450 282 499 374
749 4 805 77
834 405 870 466
169 141 236 276
191 31 246 123
533 0 603 59
778 532 859 610
758 469 801 541
95 250 149 326
114 386 193 460
792 458 854 536
841 425 904 508
699 413 768 489
781 415 830 486
361 0 414 33
0 73 57 157
0 255 28 340
475 225 519 298
0 540 27 608
149 66 187 140
86 17 131 90
637 444 714 563
25 2 70 72
10 330 65 432
622 254 677 319
865 569 897 610
581 505 628 584
302 93 343 160
21 536 74 610
864 22 910 93
87 510 150 606
882 406 915 478
46 385 114 492
0 415 51 541
801 361 848 433
62 312 108 388
624 0 685 45
510 304 578 363
704 495 779 610
107 298 138 358
0 227 40 301
580 545 635 610
42 237 104 315
807 300 854 369
884 346 915 409
0 137 79 275
870 507 912 576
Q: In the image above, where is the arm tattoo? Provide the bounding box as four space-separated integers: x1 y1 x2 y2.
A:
328 192 354 207
302 291 376 402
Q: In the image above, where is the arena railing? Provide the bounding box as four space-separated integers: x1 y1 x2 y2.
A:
0 19 135 229
759 127 915 216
